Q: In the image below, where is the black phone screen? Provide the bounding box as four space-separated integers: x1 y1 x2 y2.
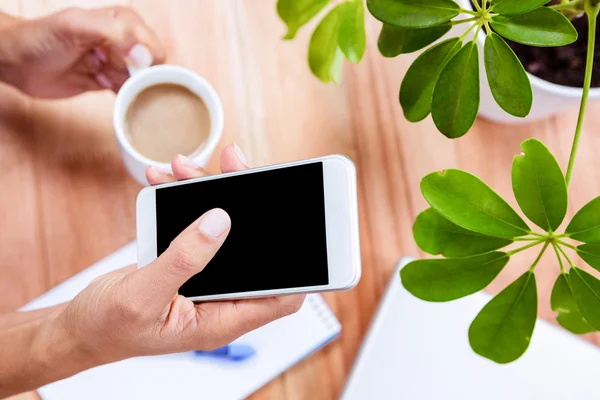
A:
155 162 329 297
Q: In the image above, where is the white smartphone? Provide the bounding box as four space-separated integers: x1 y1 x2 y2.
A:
136 154 361 301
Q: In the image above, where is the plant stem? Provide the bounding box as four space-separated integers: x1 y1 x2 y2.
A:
506 239 545 256
513 236 544 241
484 21 492 35
460 8 479 16
471 0 482 12
459 22 478 41
529 231 547 238
452 16 479 25
565 2 600 186
557 239 578 251
556 243 577 267
550 0 584 10
529 242 550 272
552 242 567 274
472 24 482 42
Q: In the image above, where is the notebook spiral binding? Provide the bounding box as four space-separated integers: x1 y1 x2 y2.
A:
307 294 341 333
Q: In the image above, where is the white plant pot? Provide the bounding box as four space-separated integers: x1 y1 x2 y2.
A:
454 0 600 124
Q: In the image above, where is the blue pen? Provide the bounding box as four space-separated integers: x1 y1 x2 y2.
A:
194 344 256 362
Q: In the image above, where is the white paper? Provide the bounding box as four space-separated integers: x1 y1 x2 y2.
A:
342 257 600 400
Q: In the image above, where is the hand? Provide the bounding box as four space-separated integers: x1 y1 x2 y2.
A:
0 7 165 98
56 144 305 366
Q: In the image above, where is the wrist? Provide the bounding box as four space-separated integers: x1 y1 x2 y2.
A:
30 305 99 384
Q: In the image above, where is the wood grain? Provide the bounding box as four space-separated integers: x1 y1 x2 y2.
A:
1 1 600 399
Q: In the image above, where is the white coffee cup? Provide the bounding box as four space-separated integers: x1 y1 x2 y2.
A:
113 65 224 186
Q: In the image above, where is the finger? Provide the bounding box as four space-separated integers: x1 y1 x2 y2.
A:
69 50 111 92
94 72 114 90
171 154 210 181
220 144 249 173
193 295 306 349
128 208 231 311
62 7 165 72
62 73 104 95
96 65 129 92
106 6 166 65
146 165 176 185
81 49 104 75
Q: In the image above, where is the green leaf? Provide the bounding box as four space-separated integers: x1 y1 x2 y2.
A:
565 197 600 243
491 0 550 15
400 38 462 122
308 8 343 83
511 139 567 231
551 273 596 334
491 8 578 47
577 244 600 272
400 252 509 302
367 0 459 28
484 33 532 118
421 169 530 238
338 1 366 64
432 42 480 138
378 23 451 57
569 267 600 330
414 208 513 257
469 272 537 364
277 0 330 40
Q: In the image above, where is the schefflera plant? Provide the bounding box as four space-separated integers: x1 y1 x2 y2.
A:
401 0 600 364
277 0 600 363
277 0 367 83
371 0 578 138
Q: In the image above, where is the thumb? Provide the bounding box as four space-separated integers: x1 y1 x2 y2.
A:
129 208 231 311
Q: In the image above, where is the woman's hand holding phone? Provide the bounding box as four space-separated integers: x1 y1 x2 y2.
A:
16 145 305 393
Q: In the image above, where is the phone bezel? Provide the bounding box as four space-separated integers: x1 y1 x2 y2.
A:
136 154 361 301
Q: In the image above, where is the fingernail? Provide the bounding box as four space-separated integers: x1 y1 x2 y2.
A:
128 44 153 68
149 165 171 174
234 144 248 166
95 73 113 89
198 209 231 238
94 48 108 63
177 154 199 169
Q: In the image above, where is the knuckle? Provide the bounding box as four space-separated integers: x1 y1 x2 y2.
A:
111 274 150 321
109 6 129 16
114 296 145 322
113 19 132 41
55 7 85 32
111 6 142 21
168 240 197 272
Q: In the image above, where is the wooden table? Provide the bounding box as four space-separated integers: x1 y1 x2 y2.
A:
2 1 600 399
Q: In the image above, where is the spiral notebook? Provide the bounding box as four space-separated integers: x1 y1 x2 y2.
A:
342 257 600 399
22 242 341 400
